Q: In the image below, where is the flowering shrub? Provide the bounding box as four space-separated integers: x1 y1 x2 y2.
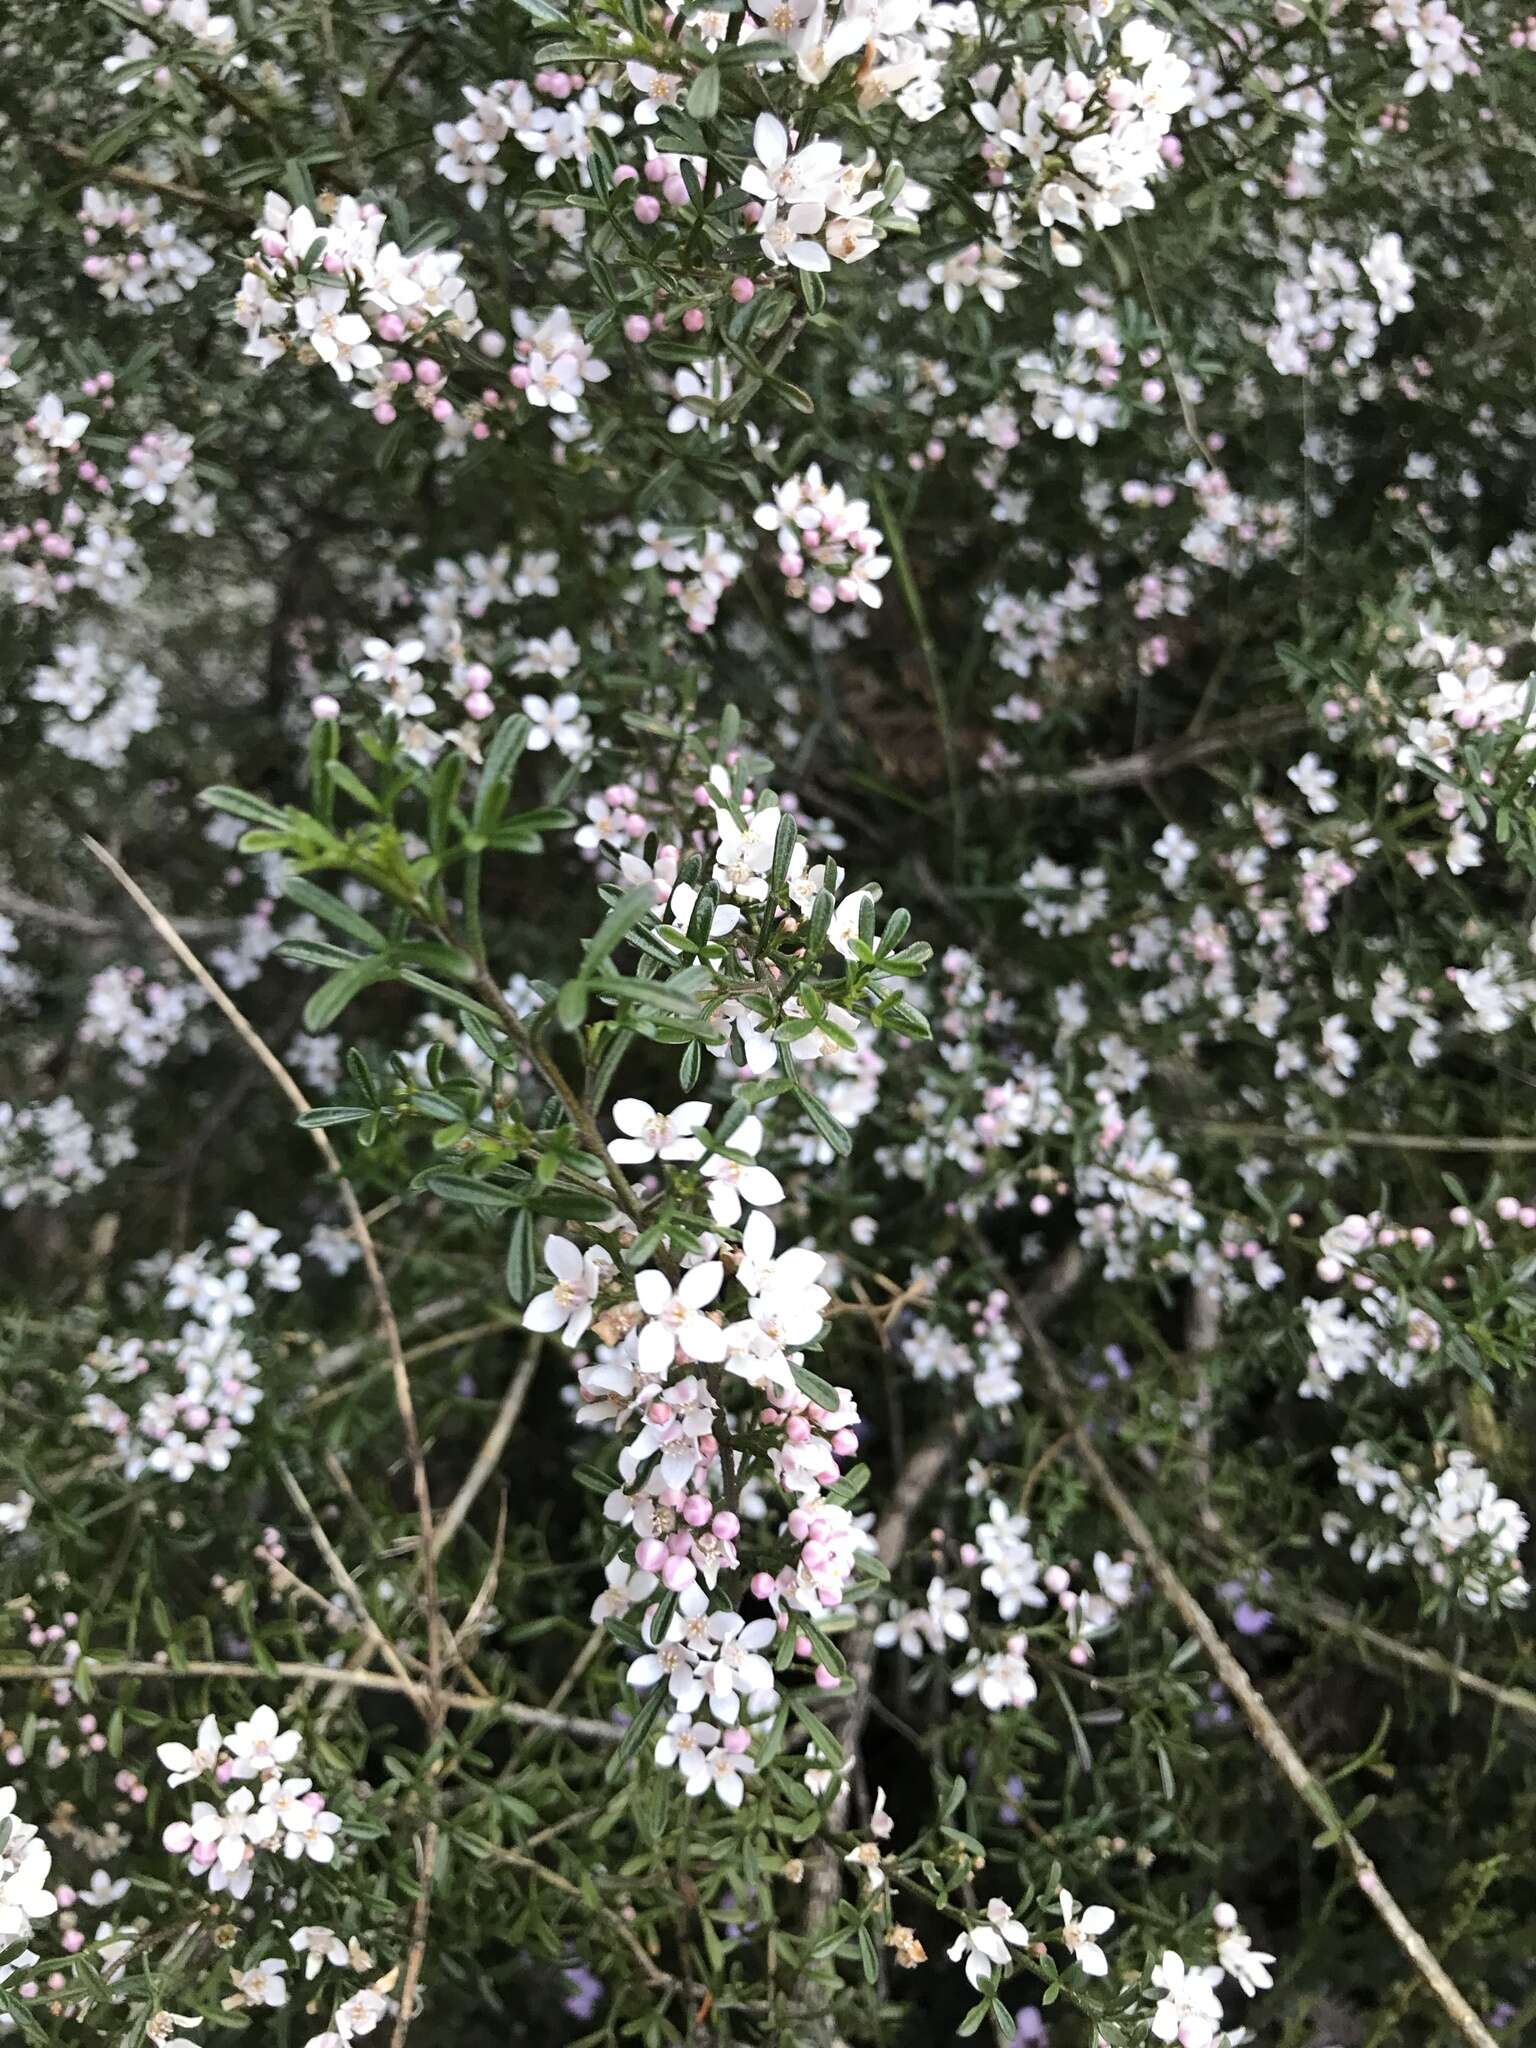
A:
5 0 1536 2043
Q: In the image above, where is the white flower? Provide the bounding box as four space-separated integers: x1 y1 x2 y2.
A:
290 1925 349 1979
1216 1927 1276 1995
634 1262 727 1371
702 1115 784 1226
334 1987 389 2041
1056 1888 1114 1976
231 1957 288 2008
1287 751 1339 814
224 1704 301 1778
521 690 587 756
828 889 875 960
1149 1951 1225 2045
610 1096 712 1165
156 1713 222 1786
590 1554 659 1625
946 1897 1030 1988
0 1790 57 1942
523 1234 612 1345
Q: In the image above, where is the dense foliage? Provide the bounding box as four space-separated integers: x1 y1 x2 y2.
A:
4 0 1536 2043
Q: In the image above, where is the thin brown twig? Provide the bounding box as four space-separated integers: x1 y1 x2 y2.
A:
1306 1599 1536 1724
48 140 252 222
0 1659 621 1742
485 1847 677 1992
1006 704 1308 795
390 1821 439 2048
988 1246 1499 2048
431 1340 542 1560
276 1462 421 1698
82 836 447 1731
1184 1118 1536 1156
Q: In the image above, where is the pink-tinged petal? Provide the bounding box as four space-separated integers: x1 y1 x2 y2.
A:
679 1312 727 1363
522 1290 570 1333
562 1304 592 1346
544 1234 583 1283
740 1165 783 1207
612 1096 653 1137
742 1211 774 1264
634 1269 673 1316
678 1260 724 1309
608 1137 653 1163
753 111 786 167
637 1320 677 1376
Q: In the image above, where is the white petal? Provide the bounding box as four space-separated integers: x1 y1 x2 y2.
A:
678 1260 724 1309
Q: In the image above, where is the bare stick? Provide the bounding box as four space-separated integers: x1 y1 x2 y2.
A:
82 836 447 1730
0 1658 621 1743
991 1253 1499 2048
1184 1118 1536 1157
390 1821 439 2048
431 1340 542 1561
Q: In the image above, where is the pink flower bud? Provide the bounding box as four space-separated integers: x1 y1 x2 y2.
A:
509 364 532 388
612 164 639 186
623 313 651 343
633 195 661 225
661 1554 696 1591
643 156 668 184
814 1664 838 1690
311 694 341 720
371 402 397 426
682 307 706 333
711 1510 740 1541
831 1429 858 1457
750 1571 776 1599
430 397 453 422
723 1725 751 1754
415 359 443 386
376 312 406 343
730 276 756 304
663 175 689 207
682 1494 713 1527
386 358 413 385
635 1538 667 1573
464 690 494 720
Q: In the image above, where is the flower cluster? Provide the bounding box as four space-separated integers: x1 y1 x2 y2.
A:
79 1213 300 1482
158 1707 345 1899
752 465 890 614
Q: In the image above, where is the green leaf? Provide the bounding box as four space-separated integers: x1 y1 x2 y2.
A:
474 714 534 828
556 980 589 1031
685 66 720 119
281 876 387 949
605 1686 666 1779
794 1087 852 1159
396 969 503 1024
416 1170 526 1215
787 1693 843 1765
303 958 389 1032
584 884 656 974
791 1359 841 1410
505 1210 536 1302
201 785 288 828
295 1105 374 1128
279 938 371 971
326 761 381 814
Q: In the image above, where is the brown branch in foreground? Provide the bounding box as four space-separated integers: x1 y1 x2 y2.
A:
988 1250 1499 2048
1305 1599 1536 1724
47 141 252 222
391 1822 440 2048
82 836 447 1728
1184 1118 1536 1156
1008 704 1308 795
431 1340 542 1561
0 1659 621 1743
